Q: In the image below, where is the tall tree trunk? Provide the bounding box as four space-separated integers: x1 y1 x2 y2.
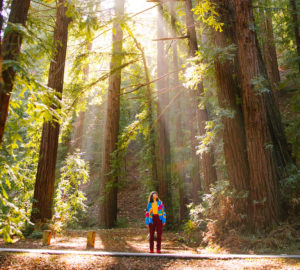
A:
212 0 251 218
188 102 202 202
131 35 158 190
170 0 187 221
0 0 31 145
185 0 203 200
156 3 173 224
233 0 283 229
290 0 300 73
259 0 280 90
99 0 124 228
71 42 92 153
31 0 70 223
185 0 217 194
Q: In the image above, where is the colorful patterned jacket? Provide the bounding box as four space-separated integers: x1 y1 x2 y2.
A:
145 200 166 225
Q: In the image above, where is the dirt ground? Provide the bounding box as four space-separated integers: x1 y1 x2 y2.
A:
0 228 194 254
1 228 299 269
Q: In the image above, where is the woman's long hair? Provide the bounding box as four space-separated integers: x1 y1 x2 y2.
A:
148 191 160 203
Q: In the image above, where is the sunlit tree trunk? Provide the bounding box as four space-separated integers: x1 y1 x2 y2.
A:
142 52 158 191
72 42 92 153
31 0 70 223
131 35 158 190
185 0 217 194
0 0 31 145
233 0 283 229
290 0 300 73
156 3 173 224
185 0 202 201
259 0 280 90
212 0 251 219
99 0 124 228
170 0 187 222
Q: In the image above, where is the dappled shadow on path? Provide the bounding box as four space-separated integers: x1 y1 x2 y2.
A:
0 228 192 253
0 228 199 269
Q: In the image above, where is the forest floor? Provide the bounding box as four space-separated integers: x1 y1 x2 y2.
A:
1 145 300 269
0 227 300 269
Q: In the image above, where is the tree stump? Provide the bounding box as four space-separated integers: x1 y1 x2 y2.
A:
87 231 96 248
43 230 51 246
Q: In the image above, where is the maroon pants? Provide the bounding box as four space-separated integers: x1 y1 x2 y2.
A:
149 214 163 251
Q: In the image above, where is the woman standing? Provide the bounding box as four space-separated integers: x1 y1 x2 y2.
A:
145 191 166 253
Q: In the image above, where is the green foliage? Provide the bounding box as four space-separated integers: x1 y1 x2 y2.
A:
193 0 223 32
116 217 129 228
251 75 271 95
280 167 300 216
53 151 89 229
283 82 300 164
28 231 43 239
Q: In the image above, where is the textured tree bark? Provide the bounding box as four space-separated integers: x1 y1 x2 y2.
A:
170 0 187 221
258 3 292 177
233 0 281 229
185 0 217 194
0 0 31 145
31 0 70 223
259 1 280 90
212 0 251 219
290 0 300 73
156 3 173 224
99 0 124 228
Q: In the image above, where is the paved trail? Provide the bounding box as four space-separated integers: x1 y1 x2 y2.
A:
1 248 300 259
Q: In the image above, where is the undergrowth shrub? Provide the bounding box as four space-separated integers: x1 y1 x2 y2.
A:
281 167 300 219
53 151 89 231
185 180 248 245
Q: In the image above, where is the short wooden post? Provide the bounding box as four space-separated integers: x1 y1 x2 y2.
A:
87 231 96 248
43 230 52 246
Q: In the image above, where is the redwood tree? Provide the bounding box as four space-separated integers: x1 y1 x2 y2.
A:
131 36 158 190
233 0 282 229
71 42 92 153
31 0 71 223
0 0 31 145
99 0 125 228
185 0 217 194
170 0 187 221
156 3 173 224
212 0 250 218
259 0 280 90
